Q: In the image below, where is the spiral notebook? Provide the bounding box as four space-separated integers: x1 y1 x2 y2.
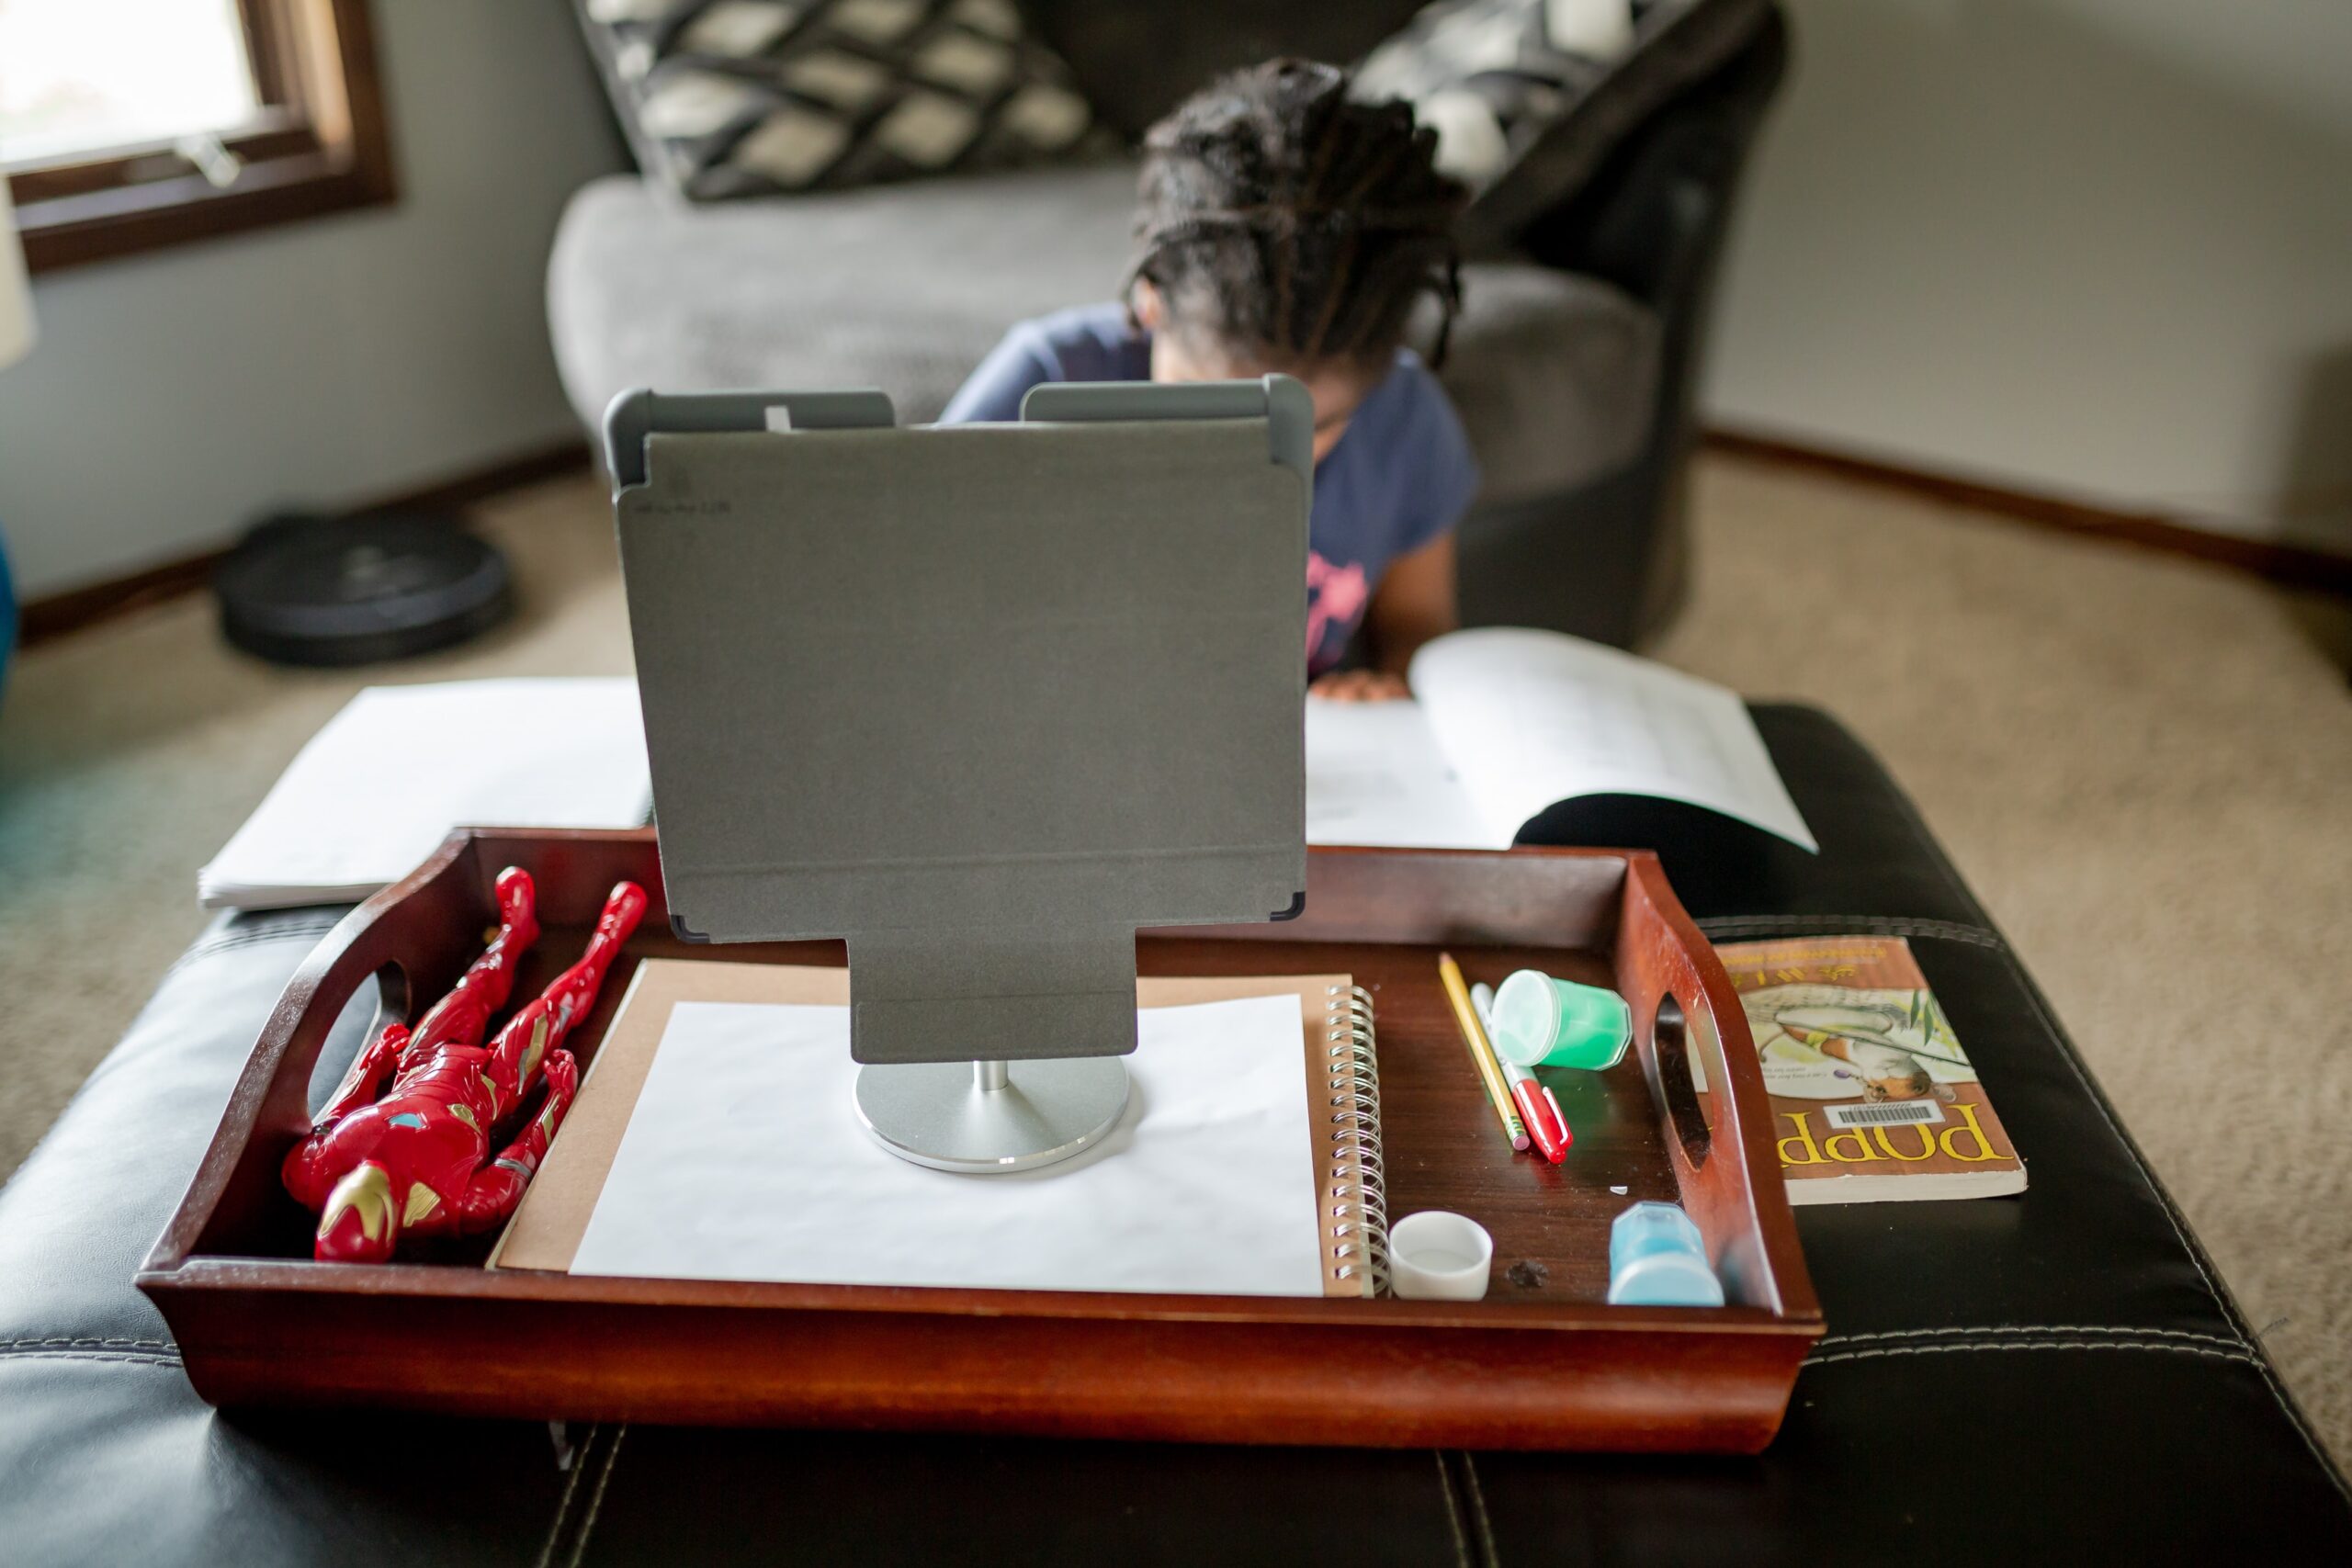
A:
492 961 1389 1298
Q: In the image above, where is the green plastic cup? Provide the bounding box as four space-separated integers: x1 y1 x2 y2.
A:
1489 969 1632 1070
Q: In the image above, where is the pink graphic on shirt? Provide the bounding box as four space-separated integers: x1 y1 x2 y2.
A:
1305 550 1371 672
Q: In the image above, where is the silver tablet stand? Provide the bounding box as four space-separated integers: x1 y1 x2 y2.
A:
607 380 1311 1173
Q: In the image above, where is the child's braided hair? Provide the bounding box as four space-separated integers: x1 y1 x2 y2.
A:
1125 60 1468 371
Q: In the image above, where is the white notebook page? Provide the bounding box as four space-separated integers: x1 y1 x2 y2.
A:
198 679 651 908
1305 697 1501 849
568 995 1327 1297
1408 629 1816 851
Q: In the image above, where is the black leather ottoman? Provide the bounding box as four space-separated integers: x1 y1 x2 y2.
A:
3 706 2346 1565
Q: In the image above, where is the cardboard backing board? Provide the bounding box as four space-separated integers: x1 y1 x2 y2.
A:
492 962 1364 1296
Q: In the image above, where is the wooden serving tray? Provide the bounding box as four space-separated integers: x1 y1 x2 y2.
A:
141 831 1821 1452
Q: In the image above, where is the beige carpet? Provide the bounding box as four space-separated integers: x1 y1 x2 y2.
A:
2 454 2346 1468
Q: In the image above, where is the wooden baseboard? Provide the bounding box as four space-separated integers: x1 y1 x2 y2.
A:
17 552 223 649
25 428 2344 649
17 440 591 649
1704 428 2352 599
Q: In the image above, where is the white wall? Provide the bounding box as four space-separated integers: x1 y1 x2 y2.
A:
1705 0 2352 551
0 0 628 598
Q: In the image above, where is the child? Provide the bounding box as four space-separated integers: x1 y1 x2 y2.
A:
939 60 1477 701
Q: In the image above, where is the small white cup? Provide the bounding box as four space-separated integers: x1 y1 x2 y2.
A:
1388 1211 1494 1301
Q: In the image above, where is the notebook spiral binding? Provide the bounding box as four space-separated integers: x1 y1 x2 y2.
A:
1325 983 1389 1296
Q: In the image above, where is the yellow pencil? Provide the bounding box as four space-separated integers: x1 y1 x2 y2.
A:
1438 951 1529 1152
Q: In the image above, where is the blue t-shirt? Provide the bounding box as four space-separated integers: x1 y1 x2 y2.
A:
939 304 1480 674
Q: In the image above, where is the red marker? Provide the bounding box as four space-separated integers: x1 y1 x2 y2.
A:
1503 1058 1572 1164
1475 980 1570 1164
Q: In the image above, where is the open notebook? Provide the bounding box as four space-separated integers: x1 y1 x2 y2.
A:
1306 627 1815 852
492 961 1388 1299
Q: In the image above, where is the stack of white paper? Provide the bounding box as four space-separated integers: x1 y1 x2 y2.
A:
198 679 651 909
569 995 1328 1297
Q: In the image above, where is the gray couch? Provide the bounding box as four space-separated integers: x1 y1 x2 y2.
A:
550 162 1658 507
545 6 1789 648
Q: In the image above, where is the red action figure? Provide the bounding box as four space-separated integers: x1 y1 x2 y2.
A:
283 870 647 1262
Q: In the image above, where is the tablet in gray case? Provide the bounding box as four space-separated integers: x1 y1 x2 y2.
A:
607 378 1312 1066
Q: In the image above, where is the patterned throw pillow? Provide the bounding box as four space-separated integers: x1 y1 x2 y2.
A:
1354 0 1767 241
576 0 1112 200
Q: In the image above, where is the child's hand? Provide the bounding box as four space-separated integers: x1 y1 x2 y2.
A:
1310 670 1411 703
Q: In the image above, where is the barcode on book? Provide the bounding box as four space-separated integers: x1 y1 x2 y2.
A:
1826 1100 1945 1129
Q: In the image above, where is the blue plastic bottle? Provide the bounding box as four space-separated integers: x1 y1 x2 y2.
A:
1606 1201 1724 1307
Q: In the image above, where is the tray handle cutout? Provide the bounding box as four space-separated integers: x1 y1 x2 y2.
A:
250 837 497 1148
303 962 409 1123
1648 991 1713 1170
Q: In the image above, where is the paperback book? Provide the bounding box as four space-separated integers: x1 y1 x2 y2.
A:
1713 935 2025 1204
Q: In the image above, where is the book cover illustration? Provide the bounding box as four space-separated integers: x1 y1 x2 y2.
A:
1713 936 2026 1204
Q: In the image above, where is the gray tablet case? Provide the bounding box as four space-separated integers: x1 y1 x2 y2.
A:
606 378 1312 1066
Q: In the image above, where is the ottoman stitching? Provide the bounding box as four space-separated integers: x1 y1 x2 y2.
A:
164 917 343 976
535 1420 600 1568
187 912 343 947
183 918 340 954
0 1348 185 1368
0 1337 178 1352
1805 1339 2263 1369
1694 915 2005 948
1458 1451 1501 1568
1431 1451 1476 1568
567 1423 628 1568
1818 1325 2248 1352
537 1421 629 1568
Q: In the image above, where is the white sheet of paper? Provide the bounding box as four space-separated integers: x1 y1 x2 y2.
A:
1408 628 1817 852
568 994 1328 1297
1304 697 1502 849
198 679 652 908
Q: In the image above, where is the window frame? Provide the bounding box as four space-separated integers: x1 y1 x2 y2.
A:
5 0 397 274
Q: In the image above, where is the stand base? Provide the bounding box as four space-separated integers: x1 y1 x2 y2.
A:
854 1056 1130 1174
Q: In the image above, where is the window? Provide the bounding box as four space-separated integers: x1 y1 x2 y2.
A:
1 0 395 273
